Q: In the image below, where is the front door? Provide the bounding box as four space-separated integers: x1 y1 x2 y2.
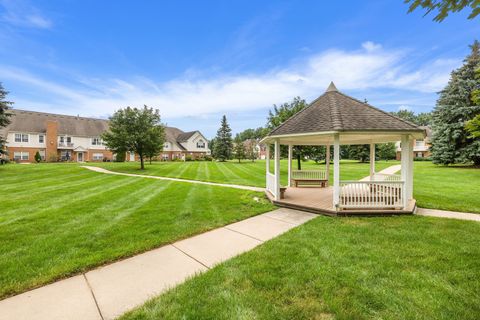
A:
77 152 83 162
129 152 135 161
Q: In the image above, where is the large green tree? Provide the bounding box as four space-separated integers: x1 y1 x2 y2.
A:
213 115 233 161
0 83 13 157
431 41 480 165
405 0 480 22
102 106 165 170
390 109 433 126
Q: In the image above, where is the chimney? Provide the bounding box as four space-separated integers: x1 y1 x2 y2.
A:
46 120 58 162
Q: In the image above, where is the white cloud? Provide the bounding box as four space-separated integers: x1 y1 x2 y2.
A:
398 105 412 111
0 42 460 119
0 0 52 29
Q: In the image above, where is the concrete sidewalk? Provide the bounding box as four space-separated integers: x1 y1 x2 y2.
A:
82 166 265 192
416 207 480 222
0 208 316 320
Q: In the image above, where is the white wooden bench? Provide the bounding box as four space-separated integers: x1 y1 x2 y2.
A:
291 170 328 187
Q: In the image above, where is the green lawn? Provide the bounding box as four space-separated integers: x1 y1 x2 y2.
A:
95 160 398 187
96 160 480 213
413 161 480 213
0 163 274 298
122 215 480 320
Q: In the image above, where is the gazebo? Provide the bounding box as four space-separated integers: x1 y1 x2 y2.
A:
261 82 425 215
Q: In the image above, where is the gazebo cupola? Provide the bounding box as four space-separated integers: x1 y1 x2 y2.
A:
261 82 425 215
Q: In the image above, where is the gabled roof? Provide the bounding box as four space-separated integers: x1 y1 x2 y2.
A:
3 109 109 137
176 131 198 142
268 82 423 137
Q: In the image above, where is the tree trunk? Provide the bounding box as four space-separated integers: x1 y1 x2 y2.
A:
297 153 301 170
140 155 144 170
149 157 152 164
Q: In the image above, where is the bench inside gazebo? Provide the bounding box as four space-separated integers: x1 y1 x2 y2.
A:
261 82 425 216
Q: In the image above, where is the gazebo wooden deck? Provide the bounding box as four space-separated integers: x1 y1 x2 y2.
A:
265 186 417 216
261 82 424 216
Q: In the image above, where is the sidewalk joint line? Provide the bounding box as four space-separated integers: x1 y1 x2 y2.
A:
261 214 299 226
83 274 104 320
171 244 211 270
223 226 265 242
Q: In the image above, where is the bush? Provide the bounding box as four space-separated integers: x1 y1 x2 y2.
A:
204 155 213 161
115 152 126 162
34 151 42 163
185 155 193 161
414 157 432 161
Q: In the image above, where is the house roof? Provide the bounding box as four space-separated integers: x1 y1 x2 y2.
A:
2 109 109 137
268 82 423 138
176 131 197 142
1 110 205 150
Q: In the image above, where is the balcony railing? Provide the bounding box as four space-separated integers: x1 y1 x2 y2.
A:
58 142 74 148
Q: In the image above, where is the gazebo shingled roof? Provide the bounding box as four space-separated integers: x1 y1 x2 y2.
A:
268 82 423 137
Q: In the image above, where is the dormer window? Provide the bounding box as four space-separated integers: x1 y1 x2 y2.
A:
196 139 205 148
39 135 45 143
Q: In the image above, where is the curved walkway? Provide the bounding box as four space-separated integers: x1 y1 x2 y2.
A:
81 166 264 192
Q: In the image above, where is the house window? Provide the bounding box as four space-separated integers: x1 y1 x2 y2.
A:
13 152 29 160
92 153 104 161
415 140 425 147
60 151 72 161
39 135 45 143
14 133 29 142
196 139 205 148
39 150 45 160
92 137 102 146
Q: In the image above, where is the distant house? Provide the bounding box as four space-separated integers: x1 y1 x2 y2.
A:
0 109 210 163
396 126 432 160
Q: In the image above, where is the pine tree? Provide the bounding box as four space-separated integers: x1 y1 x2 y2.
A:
431 40 480 165
34 151 42 163
213 115 233 161
0 83 13 156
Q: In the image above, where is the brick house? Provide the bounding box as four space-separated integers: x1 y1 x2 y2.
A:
1 109 210 163
395 126 432 160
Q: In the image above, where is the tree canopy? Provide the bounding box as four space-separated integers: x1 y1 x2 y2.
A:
0 83 13 156
431 40 480 165
405 0 480 22
102 106 165 169
390 109 433 126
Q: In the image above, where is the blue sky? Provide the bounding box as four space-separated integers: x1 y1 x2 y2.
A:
0 0 478 137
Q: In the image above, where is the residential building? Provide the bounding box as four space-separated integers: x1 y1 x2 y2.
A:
0 109 210 163
396 126 432 159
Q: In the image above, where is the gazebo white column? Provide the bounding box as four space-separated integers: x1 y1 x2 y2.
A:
370 143 375 179
287 144 293 187
407 138 414 200
325 144 330 184
400 135 414 208
265 143 270 187
333 133 340 208
274 139 281 200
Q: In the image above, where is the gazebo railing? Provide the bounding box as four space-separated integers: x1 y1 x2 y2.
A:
371 173 401 182
291 170 327 180
266 172 276 196
339 180 405 209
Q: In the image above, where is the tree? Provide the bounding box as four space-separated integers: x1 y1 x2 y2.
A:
34 151 42 163
0 83 13 156
267 97 309 168
377 143 397 160
347 145 370 162
102 106 165 170
213 115 233 161
431 41 480 165
390 109 433 126
405 0 480 22
233 136 246 163
465 115 480 138
244 139 258 162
